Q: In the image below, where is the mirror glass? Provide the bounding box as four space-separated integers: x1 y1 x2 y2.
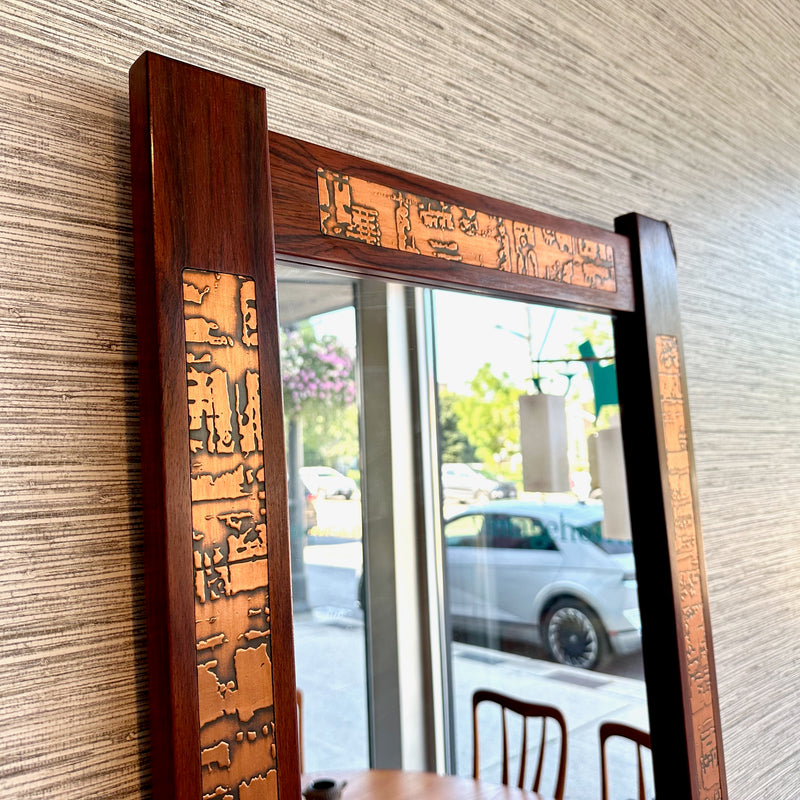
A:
277 267 369 770
431 290 649 797
277 262 653 799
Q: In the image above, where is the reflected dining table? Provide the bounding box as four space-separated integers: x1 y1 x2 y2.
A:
301 769 555 800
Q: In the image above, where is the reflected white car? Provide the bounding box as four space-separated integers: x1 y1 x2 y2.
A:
441 463 517 503
299 466 357 500
444 500 640 669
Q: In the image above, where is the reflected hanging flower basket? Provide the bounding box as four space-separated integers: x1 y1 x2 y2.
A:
280 328 356 416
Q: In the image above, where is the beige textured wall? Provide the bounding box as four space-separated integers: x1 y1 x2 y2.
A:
2 1 799 797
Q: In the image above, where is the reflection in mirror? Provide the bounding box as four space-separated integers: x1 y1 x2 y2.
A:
277 263 653 799
431 289 651 798
277 265 368 771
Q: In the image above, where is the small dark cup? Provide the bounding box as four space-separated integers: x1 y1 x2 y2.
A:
302 777 347 800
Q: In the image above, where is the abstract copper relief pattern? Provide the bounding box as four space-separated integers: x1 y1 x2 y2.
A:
317 169 617 291
656 335 722 800
184 269 279 800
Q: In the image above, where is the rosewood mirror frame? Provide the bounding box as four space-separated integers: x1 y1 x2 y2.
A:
129 52 727 800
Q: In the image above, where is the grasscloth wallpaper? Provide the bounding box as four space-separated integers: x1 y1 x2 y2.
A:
1 0 799 797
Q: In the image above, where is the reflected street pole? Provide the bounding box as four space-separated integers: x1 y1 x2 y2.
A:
287 416 310 612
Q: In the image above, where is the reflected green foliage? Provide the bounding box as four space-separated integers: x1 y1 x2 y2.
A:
301 403 359 472
452 363 523 465
438 389 478 463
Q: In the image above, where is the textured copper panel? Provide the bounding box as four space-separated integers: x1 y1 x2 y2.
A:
317 169 617 291
184 269 278 800
656 334 722 800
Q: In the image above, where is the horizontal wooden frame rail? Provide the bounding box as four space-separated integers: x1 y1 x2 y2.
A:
128 51 726 800
268 132 634 313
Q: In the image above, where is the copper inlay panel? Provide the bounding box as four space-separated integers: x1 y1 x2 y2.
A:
656 334 721 800
317 169 617 292
184 270 279 800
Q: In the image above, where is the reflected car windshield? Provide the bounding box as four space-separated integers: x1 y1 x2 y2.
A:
575 521 633 555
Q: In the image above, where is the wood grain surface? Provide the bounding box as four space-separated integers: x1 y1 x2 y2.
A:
656 334 722 799
128 52 299 800
269 133 633 311
2 2 800 799
302 769 554 800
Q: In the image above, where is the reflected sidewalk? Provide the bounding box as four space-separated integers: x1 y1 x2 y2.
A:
293 610 651 800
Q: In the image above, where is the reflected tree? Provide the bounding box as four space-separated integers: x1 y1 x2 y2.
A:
452 363 523 467
280 325 356 608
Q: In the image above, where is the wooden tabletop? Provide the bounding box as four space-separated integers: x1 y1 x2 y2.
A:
302 769 554 800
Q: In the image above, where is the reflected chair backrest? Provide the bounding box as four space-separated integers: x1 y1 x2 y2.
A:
472 688 567 800
599 721 651 800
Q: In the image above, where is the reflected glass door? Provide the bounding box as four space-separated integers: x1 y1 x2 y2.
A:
431 289 653 800
277 267 434 774
277 266 368 771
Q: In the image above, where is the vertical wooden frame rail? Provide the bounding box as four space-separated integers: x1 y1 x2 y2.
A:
129 53 299 800
128 52 727 800
614 214 727 800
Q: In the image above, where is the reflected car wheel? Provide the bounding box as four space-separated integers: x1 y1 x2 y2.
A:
543 599 609 670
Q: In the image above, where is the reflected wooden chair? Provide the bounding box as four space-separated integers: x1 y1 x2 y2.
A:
599 721 651 800
296 688 304 773
472 688 567 800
